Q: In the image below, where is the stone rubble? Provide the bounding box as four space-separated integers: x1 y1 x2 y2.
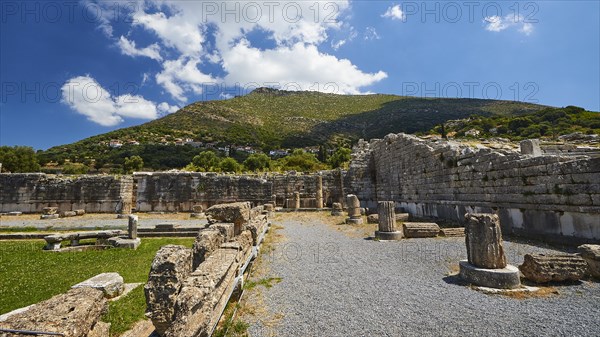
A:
519 253 588 283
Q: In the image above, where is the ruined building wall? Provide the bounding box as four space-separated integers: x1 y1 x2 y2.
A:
0 173 131 213
134 172 273 212
352 133 600 243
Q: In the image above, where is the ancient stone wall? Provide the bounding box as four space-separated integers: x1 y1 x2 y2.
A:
0 174 131 213
354 133 600 243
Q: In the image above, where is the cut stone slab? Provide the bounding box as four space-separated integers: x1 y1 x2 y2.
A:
108 237 141 250
87 322 111 337
40 214 59 220
0 287 107 337
72 272 125 299
439 227 465 237
42 206 58 215
395 213 410 222
367 214 379 224
578 244 600 279
403 222 439 238
459 260 521 289
7 211 22 216
519 253 588 283
331 202 344 216
206 202 251 235
60 210 77 217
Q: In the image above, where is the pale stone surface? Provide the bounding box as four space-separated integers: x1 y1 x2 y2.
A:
331 202 344 216
367 214 379 224
0 287 107 337
193 229 224 270
209 223 235 241
346 194 363 224
519 253 588 283
192 205 204 213
402 222 439 238
128 214 138 239
205 202 251 235
60 210 77 217
40 214 59 220
395 213 410 222
520 139 542 156
72 272 124 298
145 245 193 336
464 213 507 269
109 237 141 249
459 260 521 289
439 227 465 237
87 321 111 337
377 201 396 233
578 244 600 279
74 209 86 216
293 191 301 209
42 206 58 215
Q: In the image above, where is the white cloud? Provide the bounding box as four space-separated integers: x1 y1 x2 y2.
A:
331 39 346 50
221 41 387 94
156 57 219 103
118 36 163 61
61 75 162 126
484 15 534 35
157 102 180 115
364 27 380 40
382 5 406 21
92 0 386 100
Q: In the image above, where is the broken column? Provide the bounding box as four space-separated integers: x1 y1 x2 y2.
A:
293 191 301 210
315 176 324 209
128 215 138 239
375 201 403 240
345 194 363 224
459 213 520 289
331 202 344 216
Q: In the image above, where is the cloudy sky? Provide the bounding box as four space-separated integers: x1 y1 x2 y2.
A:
1 1 599 149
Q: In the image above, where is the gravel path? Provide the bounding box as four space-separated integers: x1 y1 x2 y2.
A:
249 216 600 337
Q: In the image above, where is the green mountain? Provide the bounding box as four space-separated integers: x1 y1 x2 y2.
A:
39 88 557 170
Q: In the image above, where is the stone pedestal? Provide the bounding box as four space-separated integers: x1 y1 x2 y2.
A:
459 261 521 289
345 194 363 224
315 176 324 209
459 213 520 289
128 215 138 239
331 203 344 216
375 201 402 240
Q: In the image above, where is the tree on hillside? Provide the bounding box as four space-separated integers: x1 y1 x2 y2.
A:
278 149 325 172
61 162 89 174
191 151 221 171
327 147 352 169
124 155 144 173
0 146 41 173
243 153 271 172
219 157 241 173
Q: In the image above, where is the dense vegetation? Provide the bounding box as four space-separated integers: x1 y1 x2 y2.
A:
430 106 600 140
34 88 547 171
0 146 40 172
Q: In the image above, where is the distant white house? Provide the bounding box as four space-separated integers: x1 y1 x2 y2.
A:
109 140 123 148
465 129 481 137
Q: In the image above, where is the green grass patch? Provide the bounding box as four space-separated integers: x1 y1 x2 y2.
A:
243 277 283 290
0 238 194 334
0 226 43 233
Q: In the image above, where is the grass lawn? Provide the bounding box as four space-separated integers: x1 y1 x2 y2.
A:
0 238 194 336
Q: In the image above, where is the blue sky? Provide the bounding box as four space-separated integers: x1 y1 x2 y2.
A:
1 0 599 150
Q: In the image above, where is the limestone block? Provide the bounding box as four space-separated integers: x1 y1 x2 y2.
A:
87 322 111 337
578 244 600 279
205 202 251 235
439 228 465 237
145 245 193 336
331 202 344 216
464 213 507 269
0 287 107 337
395 213 410 222
74 209 86 216
42 206 58 215
60 210 77 218
209 223 235 241
193 229 225 270
402 222 439 238
40 214 59 220
109 237 141 250
72 272 124 298
459 260 521 289
519 254 588 283
192 205 204 213
367 214 378 224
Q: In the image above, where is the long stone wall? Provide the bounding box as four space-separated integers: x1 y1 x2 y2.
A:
351 133 600 243
0 173 132 213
